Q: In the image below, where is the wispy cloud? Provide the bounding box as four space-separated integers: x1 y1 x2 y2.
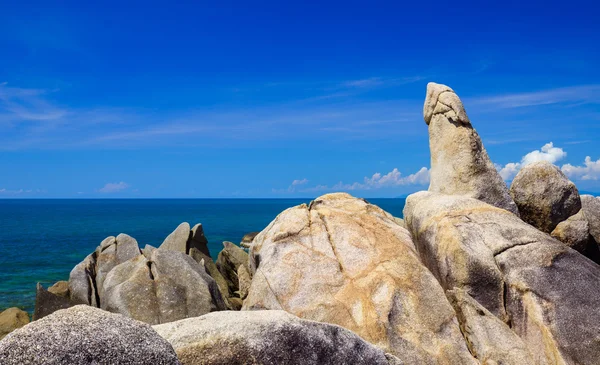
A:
0 83 68 122
98 182 129 193
272 178 309 194
0 188 45 196
469 85 600 109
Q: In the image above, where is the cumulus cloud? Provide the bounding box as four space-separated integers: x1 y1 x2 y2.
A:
99 182 129 193
495 142 567 181
562 157 600 181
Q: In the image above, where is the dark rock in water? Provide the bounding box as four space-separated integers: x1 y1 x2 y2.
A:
404 191 600 365
153 310 401 365
102 246 226 325
189 247 233 310
216 241 249 295
0 308 29 340
510 161 581 233
33 283 71 320
159 222 211 257
240 231 259 248
0 305 181 365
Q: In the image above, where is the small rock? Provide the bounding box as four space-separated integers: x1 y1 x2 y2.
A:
47 281 69 297
33 283 71 320
0 308 29 340
510 161 581 233
0 305 180 364
581 195 600 243
159 222 191 253
240 231 259 248
551 210 595 256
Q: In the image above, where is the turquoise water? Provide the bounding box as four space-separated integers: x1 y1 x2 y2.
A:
0 198 406 314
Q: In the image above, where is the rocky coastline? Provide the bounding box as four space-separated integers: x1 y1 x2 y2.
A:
2 82 600 364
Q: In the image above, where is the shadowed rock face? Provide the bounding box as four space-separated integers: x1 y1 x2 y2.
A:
581 195 600 243
0 305 180 365
404 191 600 365
153 310 402 365
33 283 71 320
102 246 226 325
243 193 476 364
510 161 581 233
423 82 519 215
216 241 249 296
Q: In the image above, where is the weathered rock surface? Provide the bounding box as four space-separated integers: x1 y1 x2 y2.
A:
237 264 251 300
216 241 249 295
424 82 518 215
189 247 232 309
0 305 180 364
448 288 535 365
102 246 226 325
240 231 259 248
159 222 211 257
153 310 401 365
551 210 600 263
33 283 71 320
243 193 476 364
510 161 581 233
404 191 600 365
69 234 140 306
0 308 29 340
581 194 600 243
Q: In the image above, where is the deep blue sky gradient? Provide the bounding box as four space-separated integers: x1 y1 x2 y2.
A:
1 1 599 197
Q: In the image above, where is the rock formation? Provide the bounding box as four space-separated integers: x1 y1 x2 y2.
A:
153 310 402 365
0 305 180 364
510 161 581 233
424 82 519 215
581 194 600 243
160 222 211 257
240 231 259 248
243 193 476 364
102 246 226 325
216 241 249 296
0 308 29 340
33 282 71 320
404 191 600 364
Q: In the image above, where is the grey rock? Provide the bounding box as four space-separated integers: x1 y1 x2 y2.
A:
0 308 29 340
159 222 191 254
447 288 535 365
0 305 180 365
68 253 97 306
404 191 600 365
189 247 233 310
33 283 71 320
153 310 401 365
551 210 600 263
216 241 249 295
189 223 211 258
240 231 259 248
424 82 518 215
102 246 226 325
581 194 600 243
243 193 476 364
510 161 581 233
237 264 251 300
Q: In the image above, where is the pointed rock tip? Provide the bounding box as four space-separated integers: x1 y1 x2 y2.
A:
423 82 469 125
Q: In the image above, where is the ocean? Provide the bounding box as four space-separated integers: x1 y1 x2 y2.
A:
0 198 406 314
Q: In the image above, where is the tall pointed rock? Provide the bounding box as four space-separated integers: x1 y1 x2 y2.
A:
423 82 519 215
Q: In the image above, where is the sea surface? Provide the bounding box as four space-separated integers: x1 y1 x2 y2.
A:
0 198 406 314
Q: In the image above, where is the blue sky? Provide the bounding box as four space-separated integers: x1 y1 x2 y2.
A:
1 0 599 198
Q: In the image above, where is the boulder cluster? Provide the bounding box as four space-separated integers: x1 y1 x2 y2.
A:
2 82 600 364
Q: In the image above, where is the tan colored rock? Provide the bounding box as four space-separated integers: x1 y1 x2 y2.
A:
393 217 406 229
581 194 600 243
243 193 476 364
102 246 226 325
216 241 249 295
153 310 401 365
424 82 518 215
237 264 251 300
240 231 259 248
404 191 600 365
47 281 69 297
448 288 535 365
0 308 29 340
510 161 581 233
551 210 600 263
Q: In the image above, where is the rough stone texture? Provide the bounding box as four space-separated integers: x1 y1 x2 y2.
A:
240 231 259 248
243 193 476 364
48 281 69 297
0 305 180 365
153 310 401 365
216 241 249 295
102 246 226 325
510 161 581 233
189 223 211 257
447 288 535 365
424 82 519 215
551 210 600 263
68 234 140 306
0 308 29 340
189 247 233 310
404 191 600 365
393 217 406 229
160 222 191 253
33 283 71 320
581 194 600 243
237 264 251 300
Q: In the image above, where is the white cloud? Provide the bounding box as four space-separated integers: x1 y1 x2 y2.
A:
99 182 129 193
562 157 600 181
272 178 309 194
0 188 44 195
291 178 308 186
495 142 567 181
